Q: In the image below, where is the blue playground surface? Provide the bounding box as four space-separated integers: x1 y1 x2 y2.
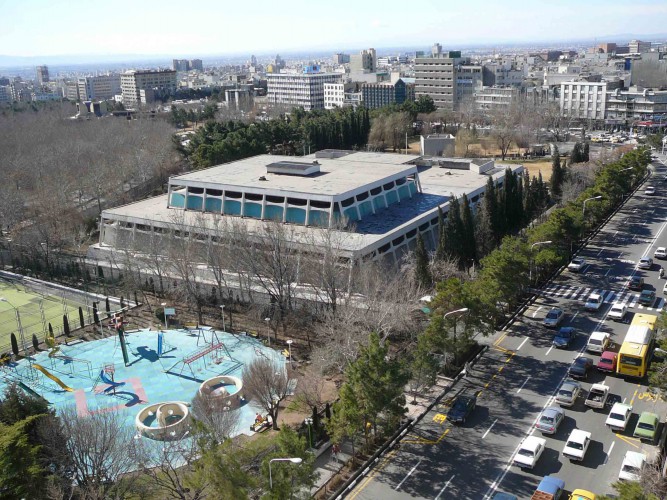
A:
0 327 286 438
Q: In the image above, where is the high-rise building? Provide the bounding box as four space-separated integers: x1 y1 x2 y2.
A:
267 68 341 111
77 74 122 101
361 79 414 109
173 59 190 72
250 55 257 66
629 40 652 54
36 65 49 85
0 86 10 103
189 59 203 72
350 48 377 73
559 81 607 120
333 53 350 64
414 48 464 110
120 70 177 108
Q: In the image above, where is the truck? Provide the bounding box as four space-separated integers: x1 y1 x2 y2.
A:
585 384 609 409
531 475 565 500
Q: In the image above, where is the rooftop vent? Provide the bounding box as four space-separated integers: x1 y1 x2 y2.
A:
266 161 321 176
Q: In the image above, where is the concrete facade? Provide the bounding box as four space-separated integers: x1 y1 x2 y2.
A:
120 70 177 108
78 74 121 101
415 49 464 110
267 71 341 111
560 81 607 120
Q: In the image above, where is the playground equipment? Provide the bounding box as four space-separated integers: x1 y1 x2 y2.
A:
157 331 175 358
110 314 130 366
198 375 244 409
250 413 272 433
92 364 125 394
135 401 191 441
45 334 93 378
166 341 238 379
31 364 74 392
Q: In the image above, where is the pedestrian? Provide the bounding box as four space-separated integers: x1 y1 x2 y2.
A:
331 442 341 462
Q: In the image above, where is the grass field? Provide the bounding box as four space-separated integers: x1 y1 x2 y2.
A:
0 280 93 353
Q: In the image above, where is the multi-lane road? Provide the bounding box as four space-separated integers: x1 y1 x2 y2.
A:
346 152 667 500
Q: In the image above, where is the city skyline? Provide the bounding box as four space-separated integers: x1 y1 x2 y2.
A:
2 0 667 61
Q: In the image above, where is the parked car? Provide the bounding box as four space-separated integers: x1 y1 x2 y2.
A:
597 351 618 373
608 303 628 321
619 451 646 481
556 380 582 407
633 412 660 441
585 384 610 409
638 289 656 306
544 308 565 328
536 407 565 434
655 247 667 260
569 357 594 379
570 490 596 500
638 256 653 269
586 331 611 353
584 293 604 311
664 281 667 295
645 186 656 195
628 276 644 291
563 429 592 461
606 403 633 431
532 476 565 500
568 257 587 272
553 327 576 349
447 392 477 424
514 436 546 469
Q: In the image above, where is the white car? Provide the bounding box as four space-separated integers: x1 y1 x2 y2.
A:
638 256 653 269
568 257 587 272
655 247 667 260
645 186 656 195
544 308 565 328
584 293 603 311
608 302 628 321
606 403 633 431
619 451 646 481
514 436 546 469
563 429 591 461
586 331 611 353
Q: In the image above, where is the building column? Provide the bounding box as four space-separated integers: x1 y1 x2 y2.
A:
221 192 226 214
261 194 267 219
283 198 288 223
184 188 189 211
202 190 207 213
305 200 312 226
240 193 246 217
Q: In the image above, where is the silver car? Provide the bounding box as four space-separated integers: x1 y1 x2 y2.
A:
536 407 565 434
556 380 581 407
543 308 565 328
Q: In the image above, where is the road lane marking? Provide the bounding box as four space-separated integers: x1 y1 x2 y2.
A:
619 251 624 258
395 458 422 491
482 419 498 439
545 345 554 356
517 337 529 350
570 312 579 323
630 388 639 405
517 376 531 394
616 434 641 449
494 333 507 346
598 248 604 256
347 447 400 500
604 441 615 464
605 268 611 276
435 475 456 500
614 230 619 238
531 306 543 318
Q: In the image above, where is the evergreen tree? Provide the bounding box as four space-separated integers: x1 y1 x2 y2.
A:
414 233 432 289
550 147 564 199
474 195 496 259
435 206 446 261
583 142 590 162
443 196 465 264
460 195 477 265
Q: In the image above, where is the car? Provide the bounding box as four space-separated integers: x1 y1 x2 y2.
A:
664 281 667 295
655 247 667 260
608 302 628 321
446 392 477 424
606 403 633 431
569 357 594 379
597 351 618 372
586 331 610 353
553 327 576 349
514 435 546 469
638 289 656 306
536 407 565 434
556 380 582 407
544 308 565 328
628 275 644 290
645 186 656 195
619 451 646 481
568 257 587 272
570 490 596 500
584 293 603 311
533 476 566 500
633 411 660 441
638 256 653 269
563 429 591 461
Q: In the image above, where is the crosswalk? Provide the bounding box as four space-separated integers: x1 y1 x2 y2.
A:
539 284 665 312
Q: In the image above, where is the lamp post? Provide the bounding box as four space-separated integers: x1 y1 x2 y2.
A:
0 297 27 355
160 302 169 330
264 317 271 346
286 339 293 369
443 308 469 366
529 240 553 284
269 457 302 489
304 417 313 448
220 305 225 332
582 195 603 244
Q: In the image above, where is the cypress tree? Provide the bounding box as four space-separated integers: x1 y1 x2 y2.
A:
474 195 495 259
435 206 447 261
414 233 432 289
583 142 590 162
444 196 465 264
460 195 477 265
550 147 564 199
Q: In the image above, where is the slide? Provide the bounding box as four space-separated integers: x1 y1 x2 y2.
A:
99 370 125 392
32 364 74 392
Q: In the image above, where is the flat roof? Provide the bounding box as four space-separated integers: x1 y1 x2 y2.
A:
170 152 421 199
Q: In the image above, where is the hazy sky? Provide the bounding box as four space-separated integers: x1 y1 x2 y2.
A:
1 0 666 57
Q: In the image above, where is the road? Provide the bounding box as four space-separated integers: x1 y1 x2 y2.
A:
346 153 667 500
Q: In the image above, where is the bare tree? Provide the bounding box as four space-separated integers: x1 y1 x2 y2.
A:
190 392 241 443
242 357 293 430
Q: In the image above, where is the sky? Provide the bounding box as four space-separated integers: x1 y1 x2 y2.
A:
1 0 666 58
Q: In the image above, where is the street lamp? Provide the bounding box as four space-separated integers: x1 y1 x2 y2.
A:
443 308 469 320
0 297 27 355
264 317 271 346
443 308 469 366
304 417 313 448
286 339 293 369
269 457 303 489
220 305 225 332
529 240 553 284
582 195 603 218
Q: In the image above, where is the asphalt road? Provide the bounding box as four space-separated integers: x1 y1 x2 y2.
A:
346 152 667 500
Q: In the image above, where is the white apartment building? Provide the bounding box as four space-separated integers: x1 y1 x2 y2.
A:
266 71 341 111
120 70 177 108
78 74 121 101
559 81 607 120
324 83 345 109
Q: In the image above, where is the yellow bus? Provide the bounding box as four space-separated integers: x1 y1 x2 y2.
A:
631 313 658 332
617 318 656 378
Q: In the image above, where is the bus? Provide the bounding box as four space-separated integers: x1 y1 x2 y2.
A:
617 314 657 378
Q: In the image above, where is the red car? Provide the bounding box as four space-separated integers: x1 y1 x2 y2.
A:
597 351 618 373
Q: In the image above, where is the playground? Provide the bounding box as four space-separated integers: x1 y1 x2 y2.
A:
0 321 287 441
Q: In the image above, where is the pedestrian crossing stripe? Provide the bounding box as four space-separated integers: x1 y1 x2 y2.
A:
538 285 665 311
